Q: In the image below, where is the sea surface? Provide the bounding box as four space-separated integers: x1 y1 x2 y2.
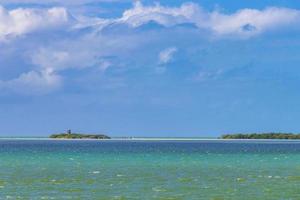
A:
0 139 300 199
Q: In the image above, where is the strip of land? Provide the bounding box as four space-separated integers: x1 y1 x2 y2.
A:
221 133 300 139
50 133 110 139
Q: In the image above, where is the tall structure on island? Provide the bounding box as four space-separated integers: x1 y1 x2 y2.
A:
67 130 72 135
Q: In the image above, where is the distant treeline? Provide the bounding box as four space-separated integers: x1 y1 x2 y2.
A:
50 133 110 139
221 133 300 139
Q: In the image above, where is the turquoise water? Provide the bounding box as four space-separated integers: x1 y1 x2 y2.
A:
1 140 300 199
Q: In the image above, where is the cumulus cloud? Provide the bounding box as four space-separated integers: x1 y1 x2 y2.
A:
1 1 300 95
0 2 299 41
30 40 117 72
117 1 300 38
0 6 72 41
0 69 61 95
0 0 124 5
120 1 205 28
210 7 300 37
159 47 177 64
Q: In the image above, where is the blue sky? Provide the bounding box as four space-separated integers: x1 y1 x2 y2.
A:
1 0 300 137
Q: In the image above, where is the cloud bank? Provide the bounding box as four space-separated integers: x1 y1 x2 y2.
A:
1 1 300 95
119 2 300 37
1 1 299 41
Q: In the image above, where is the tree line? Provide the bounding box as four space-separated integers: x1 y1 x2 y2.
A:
221 133 300 139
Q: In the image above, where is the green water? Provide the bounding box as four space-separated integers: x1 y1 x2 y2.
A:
0 140 300 199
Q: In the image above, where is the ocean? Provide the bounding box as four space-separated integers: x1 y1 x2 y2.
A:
0 139 300 199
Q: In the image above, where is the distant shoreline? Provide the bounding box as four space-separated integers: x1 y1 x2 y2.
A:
1 137 300 142
222 133 300 139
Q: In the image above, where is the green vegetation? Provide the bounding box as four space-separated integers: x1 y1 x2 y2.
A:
50 130 110 139
221 133 300 139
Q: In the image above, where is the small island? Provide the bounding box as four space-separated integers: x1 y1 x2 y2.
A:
221 133 300 139
50 130 110 139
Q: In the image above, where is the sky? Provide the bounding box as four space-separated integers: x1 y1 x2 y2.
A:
1 0 300 137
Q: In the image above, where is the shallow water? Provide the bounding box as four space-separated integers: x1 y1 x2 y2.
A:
0 139 300 199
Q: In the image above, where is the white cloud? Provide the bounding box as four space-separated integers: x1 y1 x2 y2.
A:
0 6 72 41
210 7 300 37
0 0 124 5
120 1 204 28
117 2 300 38
0 69 62 95
31 43 114 72
159 47 177 64
0 2 299 41
1 2 300 95
32 49 73 72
